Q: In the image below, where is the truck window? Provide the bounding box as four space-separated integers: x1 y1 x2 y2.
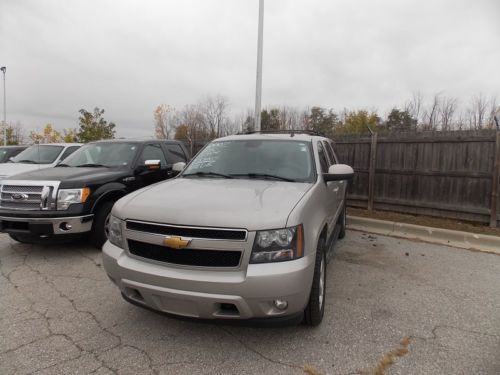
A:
140 144 167 167
165 144 186 163
59 146 80 161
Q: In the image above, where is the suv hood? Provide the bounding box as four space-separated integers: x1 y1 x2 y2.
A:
115 178 313 230
1 166 127 188
0 163 48 178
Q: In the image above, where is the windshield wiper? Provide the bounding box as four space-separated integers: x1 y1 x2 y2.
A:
56 163 71 167
17 159 38 164
230 173 296 182
183 171 233 179
75 163 109 168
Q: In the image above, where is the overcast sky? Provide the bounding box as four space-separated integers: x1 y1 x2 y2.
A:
1 0 499 138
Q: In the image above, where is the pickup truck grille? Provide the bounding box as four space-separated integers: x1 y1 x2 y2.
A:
127 240 242 267
126 221 247 241
0 183 57 211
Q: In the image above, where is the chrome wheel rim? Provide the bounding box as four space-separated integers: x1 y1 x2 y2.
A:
104 213 111 239
318 256 325 310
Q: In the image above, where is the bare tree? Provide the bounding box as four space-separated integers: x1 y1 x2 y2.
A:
439 96 457 131
175 104 206 155
404 91 424 127
422 93 441 131
200 95 228 138
154 104 174 139
466 94 488 130
486 96 498 129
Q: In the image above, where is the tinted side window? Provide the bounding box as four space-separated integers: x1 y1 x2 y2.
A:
60 146 80 161
140 144 167 167
166 144 187 163
317 142 329 173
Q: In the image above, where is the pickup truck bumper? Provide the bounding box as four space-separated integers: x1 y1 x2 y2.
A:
0 214 93 236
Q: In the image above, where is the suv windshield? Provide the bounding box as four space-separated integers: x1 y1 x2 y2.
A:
61 142 139 168
11 145 64 164
183 140 315 182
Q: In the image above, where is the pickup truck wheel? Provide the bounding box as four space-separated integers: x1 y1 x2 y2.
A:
8 233 35 244
89 201 114 249
304 237 326 326
338 204 346 239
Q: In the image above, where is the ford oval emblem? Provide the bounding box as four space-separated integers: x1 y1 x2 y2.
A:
11 193 29 201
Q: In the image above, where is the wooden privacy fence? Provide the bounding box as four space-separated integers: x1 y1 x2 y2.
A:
334 130 500 227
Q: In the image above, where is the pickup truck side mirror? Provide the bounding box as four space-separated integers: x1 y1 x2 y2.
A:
172 162 186 173
323 164 354 182
144 159 161 170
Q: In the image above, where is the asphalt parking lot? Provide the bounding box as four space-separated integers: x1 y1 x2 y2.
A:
1 231 499 375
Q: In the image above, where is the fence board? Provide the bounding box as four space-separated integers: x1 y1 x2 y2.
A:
334 130 500 226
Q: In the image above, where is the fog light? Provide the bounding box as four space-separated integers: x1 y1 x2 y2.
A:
274 299 288 310
59 222 72 231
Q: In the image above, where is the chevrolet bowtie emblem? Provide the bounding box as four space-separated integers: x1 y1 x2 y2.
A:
163 236 191 249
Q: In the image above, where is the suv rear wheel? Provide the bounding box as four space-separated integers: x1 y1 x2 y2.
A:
304 236 326 326
89 201 114 249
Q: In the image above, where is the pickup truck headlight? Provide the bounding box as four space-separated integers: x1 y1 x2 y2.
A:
108 215 124 248
57 188 90 210
250 225 304 263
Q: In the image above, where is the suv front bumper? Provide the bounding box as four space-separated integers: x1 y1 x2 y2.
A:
0 214 93 236
103 241 315 320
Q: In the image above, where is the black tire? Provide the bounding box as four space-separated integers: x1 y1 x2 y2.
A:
338 203 346 239
89 200 114 249
304 237 326 326
8 233 35 244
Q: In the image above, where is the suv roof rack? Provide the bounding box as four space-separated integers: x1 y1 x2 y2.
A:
240 129 322 136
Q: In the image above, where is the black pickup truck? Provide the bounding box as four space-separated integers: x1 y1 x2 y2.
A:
0 139 189 247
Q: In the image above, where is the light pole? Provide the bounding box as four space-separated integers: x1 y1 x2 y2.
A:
1 66 6 145
254 0 264 131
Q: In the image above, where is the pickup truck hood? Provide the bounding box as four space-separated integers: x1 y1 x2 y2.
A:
0 163 50 178
1 167 128 188
116 178 312 230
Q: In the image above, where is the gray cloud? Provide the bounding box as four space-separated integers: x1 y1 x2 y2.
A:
1 0 499 137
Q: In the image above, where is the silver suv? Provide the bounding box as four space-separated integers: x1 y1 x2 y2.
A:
103 131 354 326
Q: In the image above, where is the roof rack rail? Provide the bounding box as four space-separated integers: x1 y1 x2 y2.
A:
240 129 322 136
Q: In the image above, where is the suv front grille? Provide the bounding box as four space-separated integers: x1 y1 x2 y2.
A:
126 221 247 241
127 239 242 267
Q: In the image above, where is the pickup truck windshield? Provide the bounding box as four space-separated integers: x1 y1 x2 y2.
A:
183 140 315 182
61 143 138 168
11 145 64 164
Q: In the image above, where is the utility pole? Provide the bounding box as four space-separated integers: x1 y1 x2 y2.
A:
1 67 6 145
254 0 264 131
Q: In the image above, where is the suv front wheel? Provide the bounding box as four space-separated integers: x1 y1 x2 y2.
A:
303 236 326 326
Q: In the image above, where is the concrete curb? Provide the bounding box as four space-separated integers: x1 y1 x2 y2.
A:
347 215 500 255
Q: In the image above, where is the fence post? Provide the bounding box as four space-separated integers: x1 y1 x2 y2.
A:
490 131 500 228
368 132 378 211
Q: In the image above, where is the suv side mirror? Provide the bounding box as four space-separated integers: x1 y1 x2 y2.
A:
323 164 354 182
144 159 161 170
172 162 186 173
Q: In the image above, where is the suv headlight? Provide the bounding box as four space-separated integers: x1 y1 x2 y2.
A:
108 215 124 248
250 224 304 263
57 188 90 210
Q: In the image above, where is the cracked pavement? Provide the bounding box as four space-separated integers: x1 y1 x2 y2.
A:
1 231 499 374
